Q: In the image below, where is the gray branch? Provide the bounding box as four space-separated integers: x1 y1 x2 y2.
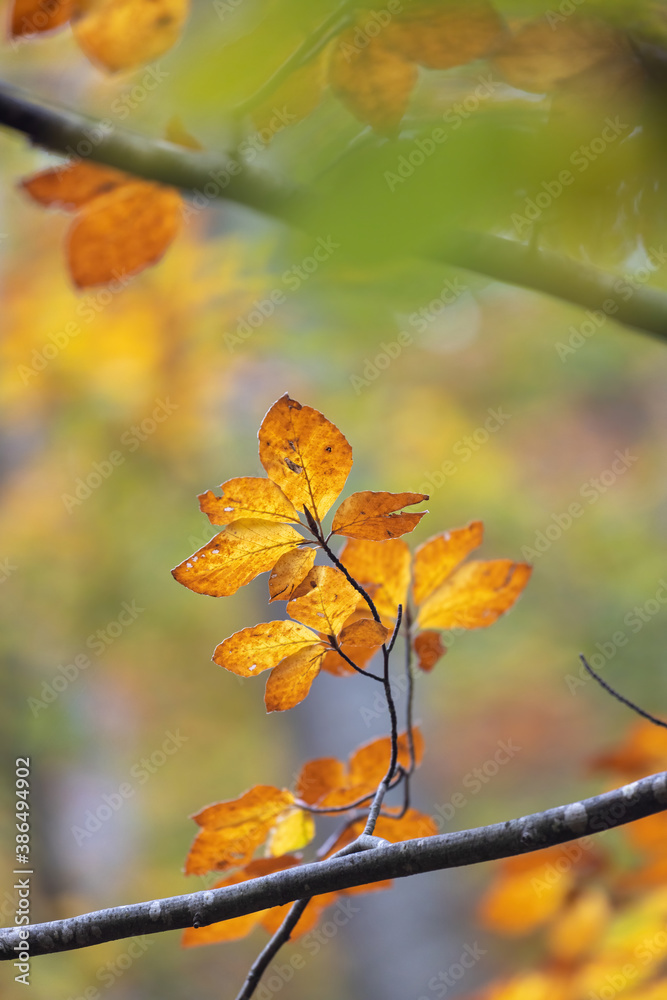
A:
2 81 667 343
2 771 666 960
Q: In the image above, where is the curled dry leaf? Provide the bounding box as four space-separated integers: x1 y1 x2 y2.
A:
286 565 360 636
417 559 532 630
184 785 295 875
264 644 327 712
332 491 428 541
198 477 300 526
329 28 418 133
384 0 507 70
258 394 353 523
212 620 323 678
172 520 303 598
268 547 317 602
72 0 189 72
413 630 445 672
340 537 411 619
412 521 484 606
67 182 182 288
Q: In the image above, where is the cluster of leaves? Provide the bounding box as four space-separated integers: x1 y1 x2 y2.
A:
460 722 667 1000
172 395 531 951
14 0 664 285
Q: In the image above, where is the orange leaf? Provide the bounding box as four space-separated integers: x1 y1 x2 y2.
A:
296 758 347 806
329 29 417 133
330 807 438 854
258 395 353 523
492 16 627 94
412 521 484 606
338 618 389 646
172 520 303 598
198 477 300 526
384 1 507 70
264 644 327 712
413 630 446 672
182 856 301 946
10 0 74 36
286 565 360 636
546 887 611 964
72 0 189 72
212 621 323 679
184 786 294 875
331 491 428 541
417 559 532 630
66 181 182 288
268 547 317 602
590 721 667 780
20 160 127 210
340 538 411 619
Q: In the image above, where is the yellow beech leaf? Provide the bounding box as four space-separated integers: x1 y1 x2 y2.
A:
251 49 330 136
258 395 352 522
384 1 507 70
547 887 611 964
331 491 428 541
340 538 411 619
264 644 327 712
413 630 446 672
212 620 323 678
412 521 484 606
20 160 127 211
172 520 303 598
67 182 182 288
417 559 532 630
198 477 300 526
266 808 315 856
11 0 74 36
184 786 294 875
268 547 317 602
72 0 189 72
492 16 627 94
286 566 360 636
320 607 384 675
338 618 389 646
329 29 417 133
182 856 301 946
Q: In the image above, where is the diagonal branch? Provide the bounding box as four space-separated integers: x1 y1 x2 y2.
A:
2 770 666 960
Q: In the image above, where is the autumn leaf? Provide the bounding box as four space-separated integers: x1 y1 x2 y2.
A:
340 537 411 619
10 0 74 36
198 477 301 526
266 808 316 857
329 28 417 133
268 547 317 602
413 630 445 672
184 786 295 875
331 491 428 541
286 565 360 636
72 0 189 72
590 721 667 780
182 856 301 946
212 620 324 679
329 807 438 856
258 395 353 523
412 521 484 606
172 520 304 597
384 1 507 71
338 618 389 646
546 887 611 964
20 160 127 210
417 559 532 630
264 643 327 712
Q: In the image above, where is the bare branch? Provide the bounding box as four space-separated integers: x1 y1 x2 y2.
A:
2 771 666 960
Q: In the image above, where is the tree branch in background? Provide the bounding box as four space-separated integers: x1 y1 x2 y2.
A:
1 771 666 961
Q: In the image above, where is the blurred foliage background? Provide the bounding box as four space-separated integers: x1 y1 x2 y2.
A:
2 0 667 998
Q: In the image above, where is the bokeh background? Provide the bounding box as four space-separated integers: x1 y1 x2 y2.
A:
2 1 667 998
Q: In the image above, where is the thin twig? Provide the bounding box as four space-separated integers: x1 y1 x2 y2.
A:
235 898 311 1000
387 604 403 653
328 636 383 682
317 532 383 624
580 655 667 729
295 772 404 815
